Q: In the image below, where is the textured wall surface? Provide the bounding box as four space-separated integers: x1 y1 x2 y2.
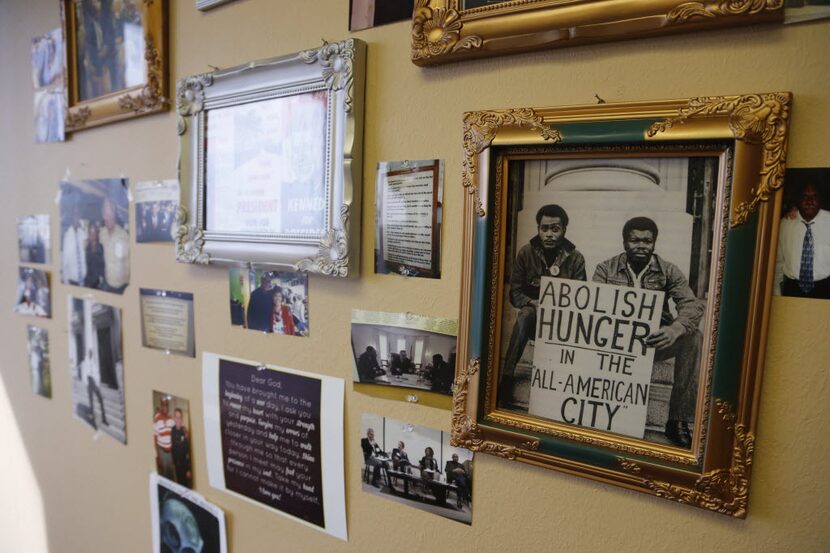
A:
1 1 829 551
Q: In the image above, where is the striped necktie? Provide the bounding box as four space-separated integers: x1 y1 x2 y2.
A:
799 221 814 293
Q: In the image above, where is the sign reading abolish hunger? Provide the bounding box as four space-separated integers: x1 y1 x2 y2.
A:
528 277 664 438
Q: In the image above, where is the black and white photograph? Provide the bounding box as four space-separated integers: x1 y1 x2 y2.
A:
360 414 473 525
135 180 178 243
774 167 830 300
14 267 51 318
27 325 51 398
497 156 721 449
59 178 130 294
375 159 443 279
31 28 64 89
150 473 227 553
17 214 51 264
153 391 193 489
68 295 126 443
230 270 309 336
349 0 414 31
351 310 458 396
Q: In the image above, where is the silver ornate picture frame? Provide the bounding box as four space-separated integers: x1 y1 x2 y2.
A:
176 39 366 277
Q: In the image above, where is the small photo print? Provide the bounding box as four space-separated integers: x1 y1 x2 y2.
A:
375 159 444 279
784 0 830 23
774 168 830 300
27 326 51 398
360 413 473 524
349 0 414 31
14 267 51 318
153 391 193 489
229 269 309 336
34 88 65 144
17 214 51 264
31 28 63 89
150 474 227 553
59 178 130 294
68 296 126 443
135 180 179 243
351 310 458 396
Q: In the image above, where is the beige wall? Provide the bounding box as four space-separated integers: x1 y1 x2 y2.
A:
1 0 829 551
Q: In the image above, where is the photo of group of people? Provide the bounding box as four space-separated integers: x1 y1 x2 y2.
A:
60 178 131 294
497 156 721 449
152 391 193 489
150 474 226 553
27 326 51 398
31 28 64 144
229 269 309 336
14 267 51 318
351 310 458 396
17 214 51 264
774 168 830 301
68 296 126 443
360 414 473 524
135 180 178 243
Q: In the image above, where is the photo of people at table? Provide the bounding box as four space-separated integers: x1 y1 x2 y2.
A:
360 414 473 524
351 311 458 396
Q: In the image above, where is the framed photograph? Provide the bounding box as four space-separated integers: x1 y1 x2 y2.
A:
59 178 130 294
351 309 458 404
452 93 792 517
27 326 51 398
150 473 227 553
202 353 347 540
153 391 193 488
360 413 473 524
14 267 51 319
140 289 196 356
410 0 783 66
61 0 168 132
176 39 367 277
17 215 51 264
68 295 126 443
375 159 444 278
774 167 830 300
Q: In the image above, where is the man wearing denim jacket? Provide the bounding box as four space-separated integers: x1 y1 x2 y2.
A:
500 204 587 405
593 216 704 448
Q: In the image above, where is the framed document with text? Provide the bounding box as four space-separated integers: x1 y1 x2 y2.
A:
177 39 366 277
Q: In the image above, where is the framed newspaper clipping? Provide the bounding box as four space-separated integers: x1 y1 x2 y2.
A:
176 39 367 277
452 93 792 517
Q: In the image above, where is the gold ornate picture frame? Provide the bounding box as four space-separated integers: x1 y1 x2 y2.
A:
411 0 783 66
452 93 791 517
61 0 168 132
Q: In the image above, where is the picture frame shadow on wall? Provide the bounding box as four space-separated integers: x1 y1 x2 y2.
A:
176 39 367 277
61 0 168 131
452 92 792 517
410 0 784 66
